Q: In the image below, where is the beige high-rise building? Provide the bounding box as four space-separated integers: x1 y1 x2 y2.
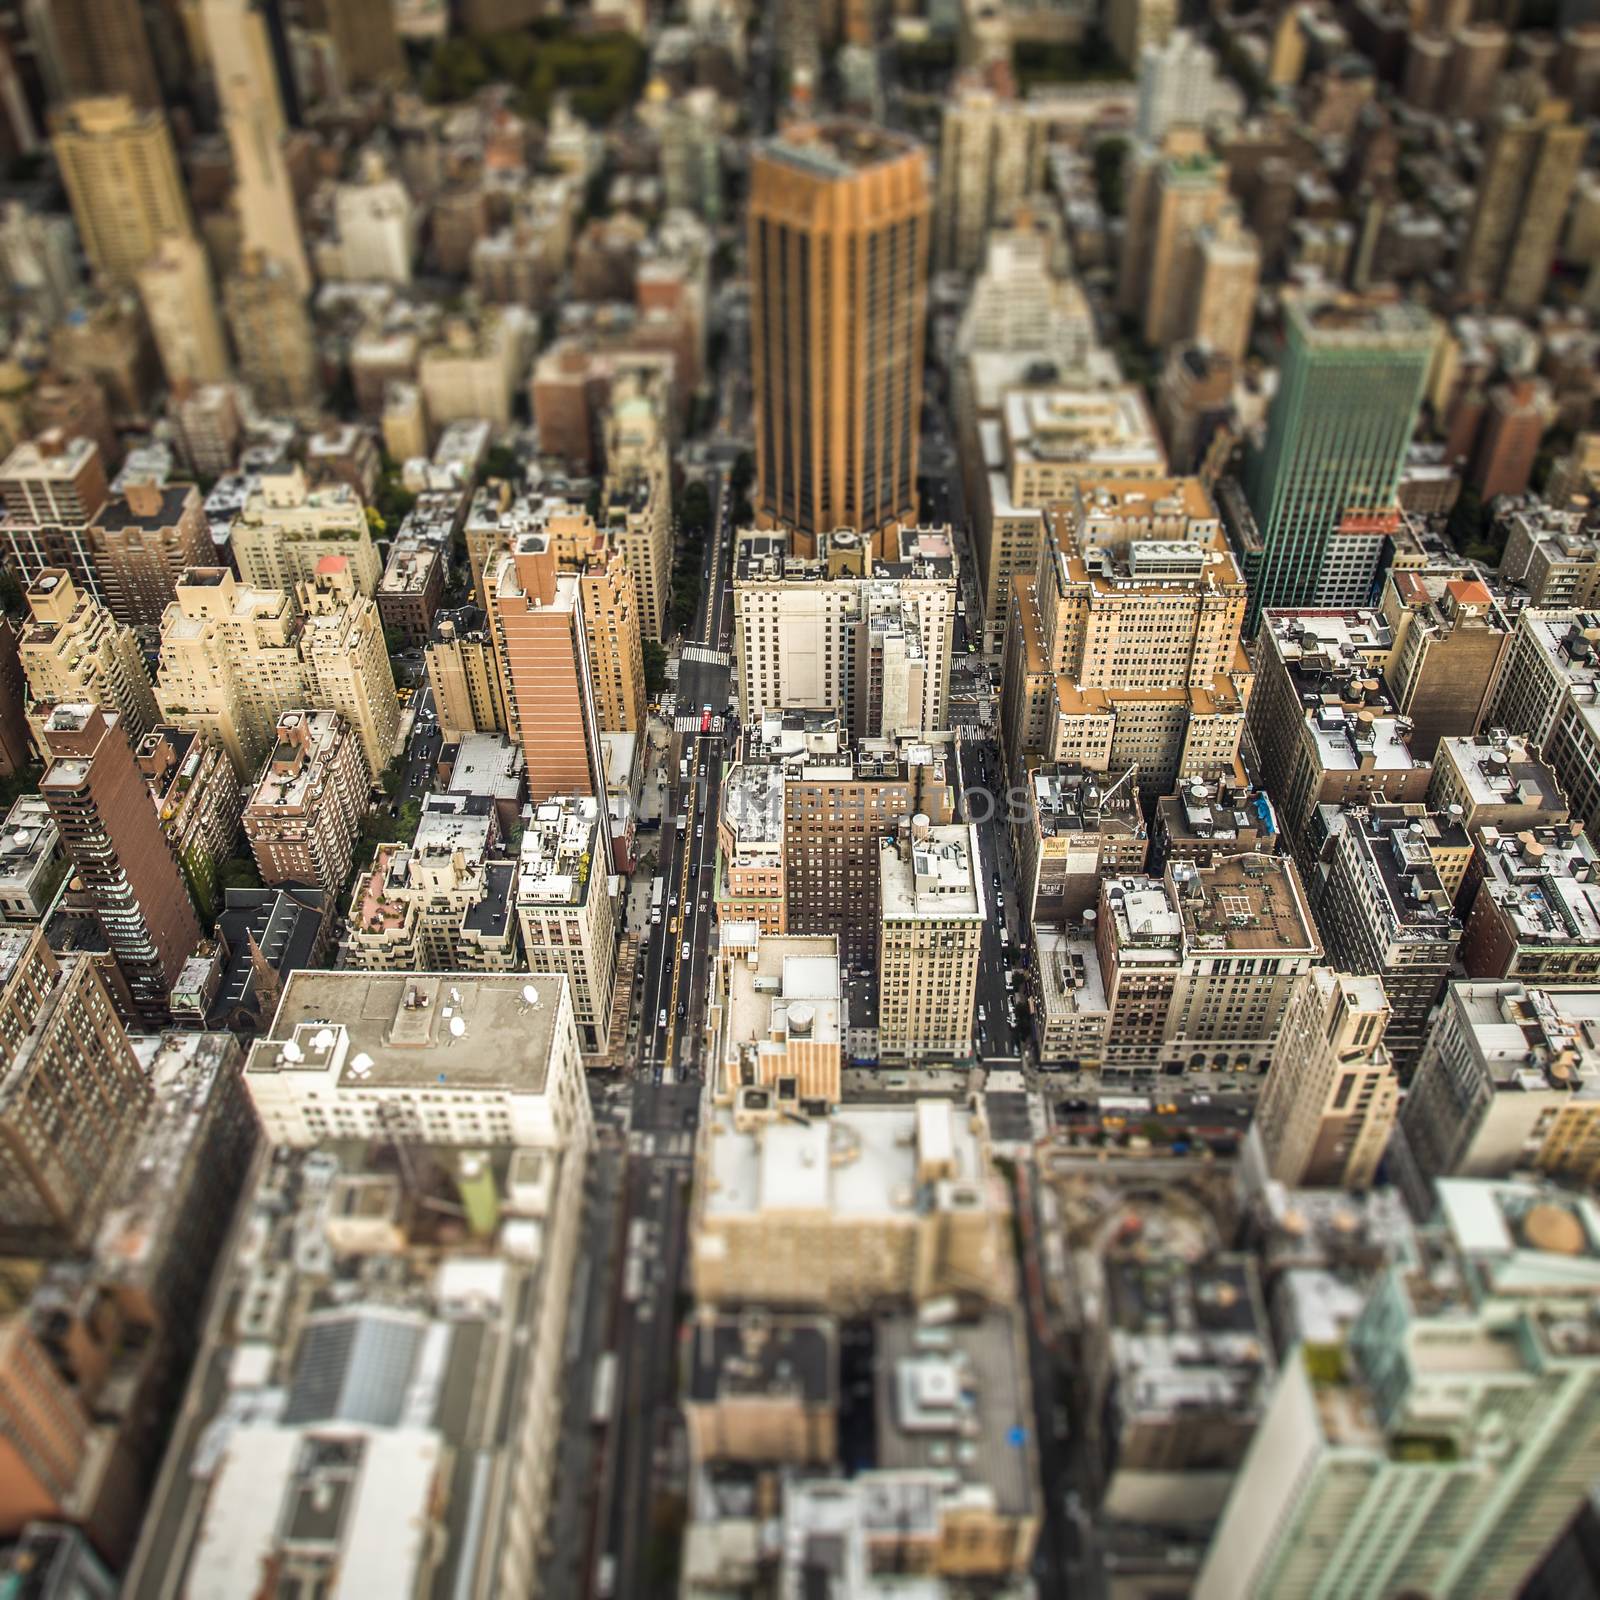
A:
242 708 369 897
971 383 1167 656
1001 482 1252 792
934 84 1047 275
201 0 311 293
1255 967 1399 1190
1188 207 1260 363
515 795 617 1058
323 152 416 285
0 430 110 604
382 383 429 463
223 252 321 414
954 218 1098 370
602 367 673 642
750 122 929 556
878 818 984 1061
1120 132 1233 350
1458 102 1586 313
157 561 400 783
733 526 957 739
156 569 309 776
18 568 158 746
52 96 192 283
426 606 506 741
348 794 519 974
299 559 400 777
230 464 382 597
418 309 529 427
574 550 645 737
1095 853 1322 1077
1404 981 1600 1188
540 499 646 736
136 236 230 388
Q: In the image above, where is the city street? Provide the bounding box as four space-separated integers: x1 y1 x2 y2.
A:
955 734 1029 1064
593 1081 700 1598
637 470 735 1083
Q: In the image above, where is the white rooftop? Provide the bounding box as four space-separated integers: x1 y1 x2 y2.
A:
703 1100 985 1220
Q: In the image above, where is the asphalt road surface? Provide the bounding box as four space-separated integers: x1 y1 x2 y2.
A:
637 474 734 1083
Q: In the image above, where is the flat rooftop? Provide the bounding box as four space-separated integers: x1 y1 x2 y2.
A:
1005 387 1164 468
880 824 983 921
124 1137 572 1600
1447 980 1600 1095
724 937 843 1065
1035 930 1109 1020
762 119 922 179
1172 854 1320 957
1260 607 1395 674
244 970 564 1095
1308 705 1420 776
1289 291 1438 346
1342 810 1460 936
1158 779 1277 849
94 483 195 531
517 796 602 906
0 433 97 481
378 541 441 594
686 1313 836 1406
446 733 524 801
1474 825 1600 949
246 712 349 813
1031 766 1142 840
875 1309 1037 1518
722 762 784 848
1437 734 1567 817
702 1099 987 1220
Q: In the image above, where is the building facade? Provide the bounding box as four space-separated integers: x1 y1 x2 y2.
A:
242 709 369 897
750 122 929 555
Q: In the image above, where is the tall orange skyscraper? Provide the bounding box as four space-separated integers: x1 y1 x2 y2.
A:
749 122 930 556
486 533 605 807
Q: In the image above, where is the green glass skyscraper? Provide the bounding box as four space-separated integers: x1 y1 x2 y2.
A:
1243 293 1436 631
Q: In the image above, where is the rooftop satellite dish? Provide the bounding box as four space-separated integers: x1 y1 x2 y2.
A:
281 1039 304 1062
449 1015 466 1038
349 1052 374 1079
312 1027 335 1052
521 983 540 1006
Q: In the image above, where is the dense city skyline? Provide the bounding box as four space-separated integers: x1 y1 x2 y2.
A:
0 1 1595 1597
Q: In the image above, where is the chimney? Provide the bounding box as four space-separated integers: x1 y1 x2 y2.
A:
512 535 558 606
124 481 164 519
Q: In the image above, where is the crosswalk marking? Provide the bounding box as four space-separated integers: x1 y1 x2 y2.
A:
673 714 727 734
681 644 731 666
